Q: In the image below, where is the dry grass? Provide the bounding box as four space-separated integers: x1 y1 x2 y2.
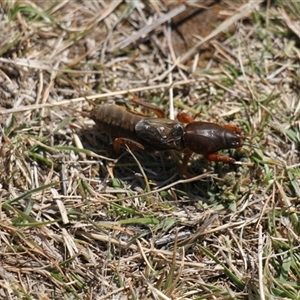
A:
0 0 300 299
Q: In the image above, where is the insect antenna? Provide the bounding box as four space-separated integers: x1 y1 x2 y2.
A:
237 134 261 167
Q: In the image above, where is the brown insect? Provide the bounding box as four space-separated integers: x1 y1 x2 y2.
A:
74 97 245 176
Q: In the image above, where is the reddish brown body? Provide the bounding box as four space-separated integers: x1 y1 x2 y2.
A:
86 100 245 175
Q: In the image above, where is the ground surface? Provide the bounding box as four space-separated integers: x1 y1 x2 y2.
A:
0 1 300 299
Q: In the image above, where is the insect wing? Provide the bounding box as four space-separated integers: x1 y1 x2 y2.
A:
135 118 184 150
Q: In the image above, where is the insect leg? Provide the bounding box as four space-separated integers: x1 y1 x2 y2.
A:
204 153 236 163
177 112 194 123
129 93 166 118
180 150 193 178
113 138 145 154
222 124 242 134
